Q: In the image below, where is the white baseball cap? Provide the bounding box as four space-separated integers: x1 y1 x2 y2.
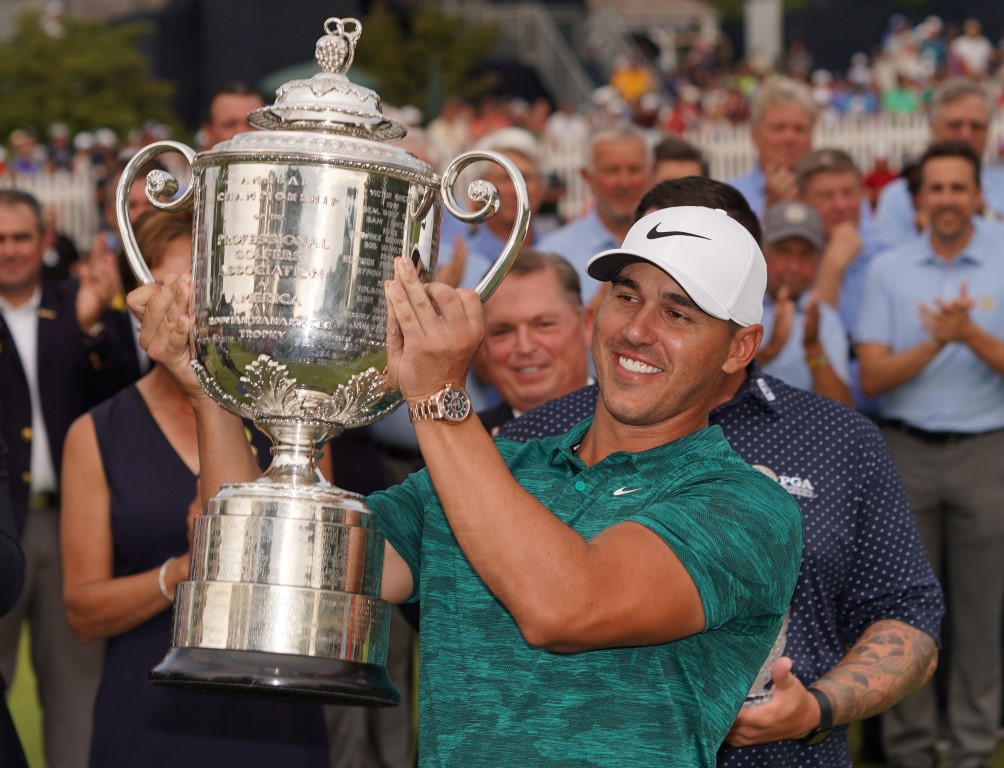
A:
587 206 766 327
475 127 543 170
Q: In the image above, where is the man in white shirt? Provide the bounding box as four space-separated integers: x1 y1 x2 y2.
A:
0 190 132 767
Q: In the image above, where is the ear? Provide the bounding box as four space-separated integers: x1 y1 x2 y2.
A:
722 324 763 374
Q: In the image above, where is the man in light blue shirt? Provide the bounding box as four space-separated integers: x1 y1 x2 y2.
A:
537 123 652 304
874 78 1004 249
756 201 853 406
857 140 1004 768
796 148 889 414
728 77 816 220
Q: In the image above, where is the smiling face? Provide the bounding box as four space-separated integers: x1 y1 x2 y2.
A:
764 236 821 301
919 155 982 249
591 262 751 429
931 94 990 155
751 102 814 170
479 267 592 413
0 201 45 305
584 137 652 233
801 169 863 234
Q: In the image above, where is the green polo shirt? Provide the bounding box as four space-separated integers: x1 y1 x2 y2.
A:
368 418 802 767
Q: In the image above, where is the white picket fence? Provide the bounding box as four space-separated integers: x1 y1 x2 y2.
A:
5 111 1003 251
0 170 101 252
544 111 1004 220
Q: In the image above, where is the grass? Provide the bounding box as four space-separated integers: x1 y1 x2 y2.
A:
8 626 44 767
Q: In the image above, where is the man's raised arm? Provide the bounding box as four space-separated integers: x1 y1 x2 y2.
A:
385 256 712 652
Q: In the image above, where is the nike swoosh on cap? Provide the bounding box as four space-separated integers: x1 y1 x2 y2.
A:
646 226 712 241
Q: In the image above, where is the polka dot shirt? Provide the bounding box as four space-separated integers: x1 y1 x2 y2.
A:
497 365 944 768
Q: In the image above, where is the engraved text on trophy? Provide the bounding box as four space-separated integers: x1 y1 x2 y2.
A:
191 162 420 420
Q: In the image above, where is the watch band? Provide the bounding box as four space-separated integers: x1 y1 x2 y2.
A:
408 394 439 422
407 385 471 423
801 687 835 746
806 352 829 370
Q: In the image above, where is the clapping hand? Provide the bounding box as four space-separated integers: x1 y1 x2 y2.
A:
764 164 798 208
758 285 795 365
824 222 863 272
920 283 974 345
802 292 821 351
434 235 469 289
76 246 122 334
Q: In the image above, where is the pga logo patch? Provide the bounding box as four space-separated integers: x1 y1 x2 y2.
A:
779 475 817 499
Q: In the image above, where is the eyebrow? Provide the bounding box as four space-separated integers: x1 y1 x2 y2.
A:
611 275 702 312
664 291 702 312
488 311 562 327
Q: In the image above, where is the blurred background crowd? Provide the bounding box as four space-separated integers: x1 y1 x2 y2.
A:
4 0 1004 257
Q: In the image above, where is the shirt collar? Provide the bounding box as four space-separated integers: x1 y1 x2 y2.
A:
712 363 781 420
549 417 593 467
584 208 621 251
546 413 729 470
917 217 988 266
470 222 540 253
0 284 42 314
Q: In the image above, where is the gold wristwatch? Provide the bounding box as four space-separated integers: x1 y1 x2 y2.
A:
407 385 472 423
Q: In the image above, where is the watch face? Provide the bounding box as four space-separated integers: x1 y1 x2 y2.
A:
441 388 471 422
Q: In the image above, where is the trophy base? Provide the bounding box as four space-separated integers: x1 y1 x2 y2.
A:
150 647 401 707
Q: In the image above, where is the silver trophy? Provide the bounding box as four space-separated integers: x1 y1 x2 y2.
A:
117 17 529 705
744 610 790 706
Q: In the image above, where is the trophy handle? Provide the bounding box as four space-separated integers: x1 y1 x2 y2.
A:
441 150 530 301
116 140 198 286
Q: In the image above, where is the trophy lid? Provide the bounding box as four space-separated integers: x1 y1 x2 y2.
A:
247 17 407 141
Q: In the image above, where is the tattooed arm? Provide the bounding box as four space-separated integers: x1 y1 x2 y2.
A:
726 619 938 746
811 619 937 725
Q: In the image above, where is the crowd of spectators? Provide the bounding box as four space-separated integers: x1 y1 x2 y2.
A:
605 13 1004 133
4 12 1004 233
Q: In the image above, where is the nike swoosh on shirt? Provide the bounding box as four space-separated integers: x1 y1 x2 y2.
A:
612 487 641 496
646 226 712 241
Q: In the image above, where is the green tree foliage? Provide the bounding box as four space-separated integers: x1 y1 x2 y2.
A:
352 4 499 110
0 11 177 140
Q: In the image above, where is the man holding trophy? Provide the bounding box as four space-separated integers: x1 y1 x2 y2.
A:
130 203 802 766
114 16 800 766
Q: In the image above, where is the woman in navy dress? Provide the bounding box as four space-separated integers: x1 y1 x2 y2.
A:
60 209 329 767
